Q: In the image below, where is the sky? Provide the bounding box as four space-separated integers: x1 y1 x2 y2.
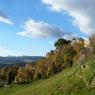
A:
0 0 94 56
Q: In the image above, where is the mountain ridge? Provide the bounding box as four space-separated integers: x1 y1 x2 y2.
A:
0 56 43 67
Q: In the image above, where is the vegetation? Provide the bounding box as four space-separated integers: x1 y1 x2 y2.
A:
0 54 95 95
0 36 95 95
0 37 87 84
54 38 70 49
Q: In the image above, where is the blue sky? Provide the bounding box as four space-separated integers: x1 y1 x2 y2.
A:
0 0 92 56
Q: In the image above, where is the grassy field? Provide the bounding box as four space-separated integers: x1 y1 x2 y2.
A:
0 54 95 95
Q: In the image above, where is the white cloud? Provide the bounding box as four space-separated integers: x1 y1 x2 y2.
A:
17 19 69 38
0 12 13 25
41 0 95 36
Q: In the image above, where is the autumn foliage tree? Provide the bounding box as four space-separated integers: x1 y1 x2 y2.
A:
15 64 34 84
34 59 48 80
63 45 77 67
0 66 18 84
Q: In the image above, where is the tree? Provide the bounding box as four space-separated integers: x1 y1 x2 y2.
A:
15 67 29 84
7 66 19 84
33 59 48 80
15 63 35 84
0 67 9 82
64 45 77 67
72 38 85 54
55 38 70 49
25 64 35 80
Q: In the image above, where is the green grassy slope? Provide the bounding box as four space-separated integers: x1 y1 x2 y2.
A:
0 54 95 95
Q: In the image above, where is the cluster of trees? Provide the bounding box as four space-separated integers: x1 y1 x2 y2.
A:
15 64 35 83
0 37 91 84
0 66 18 84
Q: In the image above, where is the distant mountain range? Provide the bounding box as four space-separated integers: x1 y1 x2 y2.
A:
0 56 44 67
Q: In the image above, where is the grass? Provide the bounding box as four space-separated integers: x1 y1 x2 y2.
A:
0 54 95 95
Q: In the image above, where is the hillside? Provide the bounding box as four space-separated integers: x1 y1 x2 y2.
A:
0 54 95 95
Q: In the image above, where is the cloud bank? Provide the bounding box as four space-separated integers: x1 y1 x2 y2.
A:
42 0 95 36
0 11 13 25
17 19 70 38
